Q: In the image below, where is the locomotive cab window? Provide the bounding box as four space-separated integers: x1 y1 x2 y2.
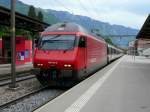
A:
39 35 75 50
79 36 86 48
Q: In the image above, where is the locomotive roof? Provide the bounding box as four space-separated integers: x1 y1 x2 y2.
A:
44 22 89 34
44 22 105 42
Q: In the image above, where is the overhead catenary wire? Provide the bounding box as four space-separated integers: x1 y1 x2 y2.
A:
77 0 99 32
78 0 95 17
51 0 97 30
52 0 88 27
51 0 136 40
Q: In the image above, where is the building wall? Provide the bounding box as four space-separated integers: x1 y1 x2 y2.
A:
137 38 150 56
25 40 32 63
16 37 25 65
143 48 150 57
16 37 32 65
0 36 33 65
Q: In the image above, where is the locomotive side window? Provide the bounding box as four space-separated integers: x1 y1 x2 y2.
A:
79 36 86 48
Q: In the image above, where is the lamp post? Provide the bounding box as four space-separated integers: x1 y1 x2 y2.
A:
134 39 138 60
9 0 17 89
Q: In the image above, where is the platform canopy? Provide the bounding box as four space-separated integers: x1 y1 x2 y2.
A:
136 14 150 39
0 6 49 32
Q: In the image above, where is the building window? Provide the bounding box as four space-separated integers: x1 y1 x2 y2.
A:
25 50 29 58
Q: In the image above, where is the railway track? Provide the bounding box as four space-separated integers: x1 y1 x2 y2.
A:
0 71 36 87
0 86 47 110
0 70 33 81
0 86 65 111
0 75 36 87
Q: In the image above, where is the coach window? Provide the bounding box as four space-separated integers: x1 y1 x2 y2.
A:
112 48 114 54
111 48 113 54
109 47 111 54
79 36 86 47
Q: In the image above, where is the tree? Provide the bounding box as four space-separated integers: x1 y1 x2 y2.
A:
28 5 36 19
37 11 44 21
105 37 115 46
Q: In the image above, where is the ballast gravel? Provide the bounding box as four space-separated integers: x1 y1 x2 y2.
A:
0 78 65 112
0 89 63 112
0 78 42 106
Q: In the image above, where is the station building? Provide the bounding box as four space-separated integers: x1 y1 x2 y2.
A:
136 14 150 56
0 36 32 65
0 6 49 65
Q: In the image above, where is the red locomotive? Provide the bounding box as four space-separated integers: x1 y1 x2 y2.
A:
33 22 123 86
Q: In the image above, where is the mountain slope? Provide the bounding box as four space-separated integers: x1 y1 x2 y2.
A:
0 0 139 47
48 9 138 35
47 9 139 47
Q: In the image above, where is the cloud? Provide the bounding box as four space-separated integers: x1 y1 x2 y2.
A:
19 0 150 29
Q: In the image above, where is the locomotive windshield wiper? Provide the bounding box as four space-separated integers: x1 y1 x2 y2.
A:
63 49 69 53
63 47 73 53
48 35 61 40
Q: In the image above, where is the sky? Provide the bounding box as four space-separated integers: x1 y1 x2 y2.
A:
19 0 150 29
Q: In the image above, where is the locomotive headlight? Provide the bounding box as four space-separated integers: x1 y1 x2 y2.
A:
68 64 71 67
37 63 43 66
64 64 72 67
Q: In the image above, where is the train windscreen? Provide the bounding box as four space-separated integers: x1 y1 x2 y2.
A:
39 35 75 50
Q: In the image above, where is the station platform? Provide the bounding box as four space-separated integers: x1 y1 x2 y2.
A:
0 63 33 75
35 55 150 112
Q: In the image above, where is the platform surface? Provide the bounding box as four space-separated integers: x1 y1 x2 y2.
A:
0 63 33 75
35 55 150 112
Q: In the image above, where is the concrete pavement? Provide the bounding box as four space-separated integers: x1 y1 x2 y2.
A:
0 63 33 75
35 55 150 112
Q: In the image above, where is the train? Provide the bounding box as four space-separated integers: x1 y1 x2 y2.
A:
33 22 123 86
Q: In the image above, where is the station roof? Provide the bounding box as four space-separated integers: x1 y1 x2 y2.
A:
0 6 49 32
136 14 150 39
